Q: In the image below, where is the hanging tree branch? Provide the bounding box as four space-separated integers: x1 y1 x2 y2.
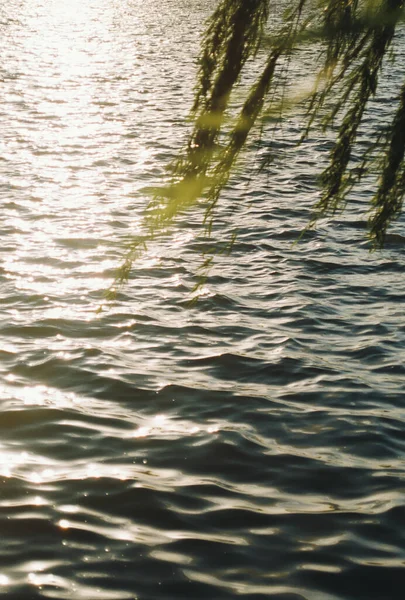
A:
111 0 405 297
156 0 405 247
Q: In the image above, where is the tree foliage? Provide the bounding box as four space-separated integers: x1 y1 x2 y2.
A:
112 0 405 295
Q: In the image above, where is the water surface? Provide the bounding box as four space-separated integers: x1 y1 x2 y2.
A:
1 1 405 599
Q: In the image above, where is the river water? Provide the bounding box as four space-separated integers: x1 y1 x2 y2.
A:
1 1 405 599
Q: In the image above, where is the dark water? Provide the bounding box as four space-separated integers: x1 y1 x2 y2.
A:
1 1 405 599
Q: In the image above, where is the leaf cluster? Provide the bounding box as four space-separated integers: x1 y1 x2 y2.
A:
166 0 405 248
112 0 405 298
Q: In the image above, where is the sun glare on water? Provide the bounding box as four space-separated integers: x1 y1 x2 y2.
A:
4 0 145 300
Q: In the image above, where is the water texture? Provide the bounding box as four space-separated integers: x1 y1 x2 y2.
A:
1 1 405 599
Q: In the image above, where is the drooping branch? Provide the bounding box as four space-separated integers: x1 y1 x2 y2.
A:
111 0 405 297
370 81 405 245
314 0 405 238
164 0 405 249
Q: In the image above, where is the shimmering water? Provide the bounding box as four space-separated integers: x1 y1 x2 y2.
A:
1 1 405 598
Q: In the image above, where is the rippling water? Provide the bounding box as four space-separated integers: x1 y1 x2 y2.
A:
1 1 405 598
